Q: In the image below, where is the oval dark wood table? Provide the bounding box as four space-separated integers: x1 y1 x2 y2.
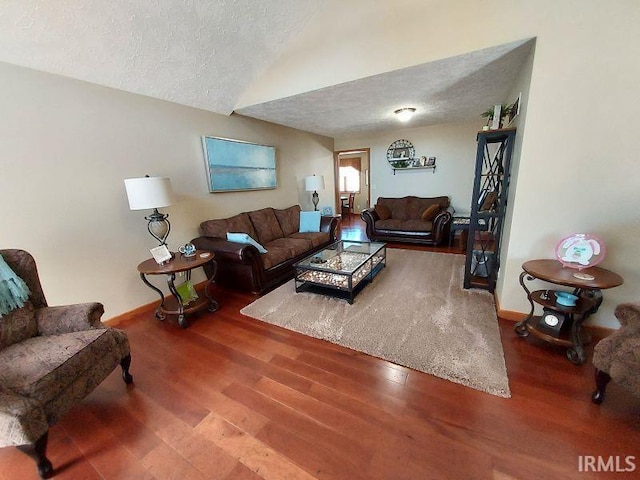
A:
514 259 623 364
137 250 218 328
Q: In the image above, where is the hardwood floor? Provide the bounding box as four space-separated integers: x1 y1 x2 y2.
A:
3 215 639 479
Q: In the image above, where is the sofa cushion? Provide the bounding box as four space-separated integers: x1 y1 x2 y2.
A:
260 245 294 270
378 196 449 220
375 204 391 220
226 232 267 253
421 204 440 221
248 208 285 245
274 205 301 237
289 232 330 248
0 329 119 405
200 213 257 240
267 237 312 258
375 219 432 232
0 301 37 351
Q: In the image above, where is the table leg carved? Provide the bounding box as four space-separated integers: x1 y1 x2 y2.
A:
139 272 167 320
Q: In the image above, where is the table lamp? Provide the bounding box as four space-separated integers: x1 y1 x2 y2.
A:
304 175 325 211
124 175 173 245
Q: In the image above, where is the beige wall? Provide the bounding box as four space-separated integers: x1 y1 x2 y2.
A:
253 0 640 328
336 120 483 214
0 62 334 319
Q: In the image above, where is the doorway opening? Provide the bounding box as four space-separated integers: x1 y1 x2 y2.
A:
334 148 371 219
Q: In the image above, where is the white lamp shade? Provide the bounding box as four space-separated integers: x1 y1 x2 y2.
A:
124 176 173 210
304 175 325 192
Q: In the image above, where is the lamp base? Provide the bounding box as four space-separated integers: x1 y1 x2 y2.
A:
145 209 171 245
312 191 319 211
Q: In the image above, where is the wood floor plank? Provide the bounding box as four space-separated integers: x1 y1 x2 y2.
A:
3 219 639 479
60 407 156 479
192 413 318 480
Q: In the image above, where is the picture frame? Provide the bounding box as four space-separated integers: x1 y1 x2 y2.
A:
150 245 172 265
202 136 277 192
426 156 436 167
507 92 521 126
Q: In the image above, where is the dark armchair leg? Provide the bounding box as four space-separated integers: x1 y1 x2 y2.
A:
17 431 53 479
121 354 134 384
592 369 611 404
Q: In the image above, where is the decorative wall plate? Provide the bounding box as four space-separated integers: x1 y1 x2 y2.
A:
386 139 415 162
555 233 605 272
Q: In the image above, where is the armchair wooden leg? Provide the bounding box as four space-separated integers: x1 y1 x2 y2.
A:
121 354 134 384
592 369 611 404
17 431 53 479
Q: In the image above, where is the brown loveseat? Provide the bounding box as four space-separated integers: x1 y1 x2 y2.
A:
191 205 340 294
360 196 453 246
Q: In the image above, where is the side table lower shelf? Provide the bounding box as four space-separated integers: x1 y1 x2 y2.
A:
154 292 218 327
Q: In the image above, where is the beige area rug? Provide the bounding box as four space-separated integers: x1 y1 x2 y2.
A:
241 249 511 398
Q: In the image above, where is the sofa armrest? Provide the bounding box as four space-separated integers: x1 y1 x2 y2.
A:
35 302 104 336
320 216 341 241
360 208 379 224
191 236 262 264
431 207 454 245
360 208 379 240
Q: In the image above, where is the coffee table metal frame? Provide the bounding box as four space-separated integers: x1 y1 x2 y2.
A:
293 240 386 304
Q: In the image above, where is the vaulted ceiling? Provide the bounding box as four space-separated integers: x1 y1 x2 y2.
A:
0 1 533 138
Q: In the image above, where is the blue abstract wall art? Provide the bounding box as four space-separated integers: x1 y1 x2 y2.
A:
202 136 277 192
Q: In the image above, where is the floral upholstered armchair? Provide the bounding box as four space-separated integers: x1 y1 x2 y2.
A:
0 249 132 478
592 301 640 404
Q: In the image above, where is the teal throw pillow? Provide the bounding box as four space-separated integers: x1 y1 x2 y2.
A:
299 211 321 233
226 232 267 253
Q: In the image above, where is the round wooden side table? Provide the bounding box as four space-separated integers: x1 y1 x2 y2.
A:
514 259 623 364
137 250 218 328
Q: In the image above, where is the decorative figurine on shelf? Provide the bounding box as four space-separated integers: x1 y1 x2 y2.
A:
555 233 606 279
178 243 196 257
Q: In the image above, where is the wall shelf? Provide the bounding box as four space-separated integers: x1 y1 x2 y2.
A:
391 165 436 175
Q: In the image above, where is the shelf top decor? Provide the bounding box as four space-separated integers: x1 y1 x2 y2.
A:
555 233 606 273
386 139 415 162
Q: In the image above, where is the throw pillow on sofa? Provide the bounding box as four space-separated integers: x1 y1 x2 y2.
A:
226 232 267 253
375 204 391 220
299 211 321 232
421 204 440 221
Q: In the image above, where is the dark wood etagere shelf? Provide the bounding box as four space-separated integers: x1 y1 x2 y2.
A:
464 128 516 292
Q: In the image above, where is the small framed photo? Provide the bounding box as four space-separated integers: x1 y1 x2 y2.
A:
150 245 172 265
507 93 521 126
426 157 436 167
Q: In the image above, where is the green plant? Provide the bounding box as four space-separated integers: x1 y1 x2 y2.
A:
481 104 513 120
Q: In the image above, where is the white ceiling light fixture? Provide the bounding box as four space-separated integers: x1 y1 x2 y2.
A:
394 107 417 122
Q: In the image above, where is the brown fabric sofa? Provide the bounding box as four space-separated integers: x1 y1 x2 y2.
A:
0 249 132 478
360 196 453 245
191 205 340 294
592 301 640 404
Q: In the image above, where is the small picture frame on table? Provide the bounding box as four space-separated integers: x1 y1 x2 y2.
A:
150 245 172 265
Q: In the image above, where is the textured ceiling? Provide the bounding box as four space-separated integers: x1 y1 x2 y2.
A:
236 39 534 138
0 0 322 114
0 1 533 138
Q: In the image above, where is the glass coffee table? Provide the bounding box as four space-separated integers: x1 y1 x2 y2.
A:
294 240 386 303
